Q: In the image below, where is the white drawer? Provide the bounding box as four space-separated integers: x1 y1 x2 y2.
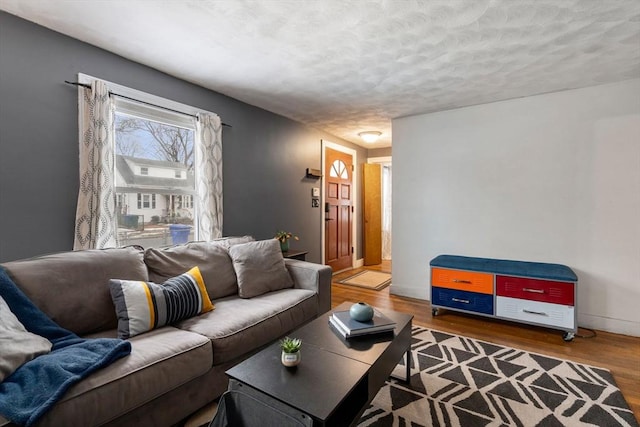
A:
496 296 575 330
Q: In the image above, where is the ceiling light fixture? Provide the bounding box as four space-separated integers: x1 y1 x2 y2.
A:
358 131 382 143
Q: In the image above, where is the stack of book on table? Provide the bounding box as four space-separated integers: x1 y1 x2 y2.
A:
329 309 396 338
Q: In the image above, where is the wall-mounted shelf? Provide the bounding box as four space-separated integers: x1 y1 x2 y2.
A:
306 168 322 179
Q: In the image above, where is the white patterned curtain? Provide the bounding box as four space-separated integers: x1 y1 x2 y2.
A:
196 112 223 240
382 164 392 260
73 80 118 250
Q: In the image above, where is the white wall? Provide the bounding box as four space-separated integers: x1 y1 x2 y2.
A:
392 79 640 336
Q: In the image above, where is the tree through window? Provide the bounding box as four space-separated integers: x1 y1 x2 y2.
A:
114 99 197 248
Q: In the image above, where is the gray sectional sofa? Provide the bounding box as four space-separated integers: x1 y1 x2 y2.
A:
0 237 332 427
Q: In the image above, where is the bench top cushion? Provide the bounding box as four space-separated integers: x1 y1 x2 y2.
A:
430 255 577 282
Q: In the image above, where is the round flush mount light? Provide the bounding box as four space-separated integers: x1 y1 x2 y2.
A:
358 131 382 143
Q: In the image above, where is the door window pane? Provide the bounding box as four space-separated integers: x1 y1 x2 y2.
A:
330 160 349 179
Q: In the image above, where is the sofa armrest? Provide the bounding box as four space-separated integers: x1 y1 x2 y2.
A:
284 259 332 314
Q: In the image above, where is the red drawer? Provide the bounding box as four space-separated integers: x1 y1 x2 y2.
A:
496 275 575 306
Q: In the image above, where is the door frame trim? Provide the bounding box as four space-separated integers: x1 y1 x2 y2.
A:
367 156 392 165
321 140 357 268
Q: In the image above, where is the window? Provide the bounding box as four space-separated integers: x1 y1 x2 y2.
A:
75 73 222 251
116 194 126 210
115 97 197 248
181 195 193 209
329 160 349 179
136 193 156 209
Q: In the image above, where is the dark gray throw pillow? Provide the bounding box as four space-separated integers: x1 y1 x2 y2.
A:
228 239 294 298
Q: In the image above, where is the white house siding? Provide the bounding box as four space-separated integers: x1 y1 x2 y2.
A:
119 192 167 220
125 158 187 180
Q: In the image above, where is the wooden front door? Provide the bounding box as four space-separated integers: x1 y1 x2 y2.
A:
325 148 353 272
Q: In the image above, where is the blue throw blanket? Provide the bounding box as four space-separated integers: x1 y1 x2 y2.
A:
0 269 131 426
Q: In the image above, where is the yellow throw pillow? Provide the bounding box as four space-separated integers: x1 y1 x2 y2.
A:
110 266 213 339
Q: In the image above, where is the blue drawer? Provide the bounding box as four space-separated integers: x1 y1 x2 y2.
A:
431 287 494 315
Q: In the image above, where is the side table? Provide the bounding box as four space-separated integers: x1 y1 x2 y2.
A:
282 250 308 261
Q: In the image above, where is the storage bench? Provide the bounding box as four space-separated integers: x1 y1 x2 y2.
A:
430 255 578 341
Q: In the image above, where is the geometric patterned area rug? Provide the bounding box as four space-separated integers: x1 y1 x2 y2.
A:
358 326 639 427
338 270 392 291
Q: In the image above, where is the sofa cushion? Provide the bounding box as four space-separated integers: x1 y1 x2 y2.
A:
209 235 255 248
0 295 52 382
110 266 214 339
145 241 242 300
1 247 148 335
176 289 317 364
31 327 212 427
228 239 294 298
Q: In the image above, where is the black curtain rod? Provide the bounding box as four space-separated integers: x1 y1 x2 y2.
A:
64 81 231 128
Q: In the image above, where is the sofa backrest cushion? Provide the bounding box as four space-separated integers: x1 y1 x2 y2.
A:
228 239 294 298
208 235 255 249
144 238 253 300
1 246 148 335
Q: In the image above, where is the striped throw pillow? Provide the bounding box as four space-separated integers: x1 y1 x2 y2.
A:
110 266 214 339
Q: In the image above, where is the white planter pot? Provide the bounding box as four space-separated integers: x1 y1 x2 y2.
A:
281 350 301 367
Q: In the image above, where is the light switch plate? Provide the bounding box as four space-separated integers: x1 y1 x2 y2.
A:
312 187 320 197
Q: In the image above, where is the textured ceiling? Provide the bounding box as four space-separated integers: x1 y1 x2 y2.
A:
1 0 639 148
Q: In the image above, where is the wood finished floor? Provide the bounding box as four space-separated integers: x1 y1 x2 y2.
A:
332 261 640 420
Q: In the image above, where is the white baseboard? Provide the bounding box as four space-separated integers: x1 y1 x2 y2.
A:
354 258 364 268
389 285 639 337
389 284 428 300
577 313 640 337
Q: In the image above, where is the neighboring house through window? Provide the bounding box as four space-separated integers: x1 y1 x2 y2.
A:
114 97 197 247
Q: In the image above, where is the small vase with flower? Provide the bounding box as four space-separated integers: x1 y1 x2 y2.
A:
275 230 299 252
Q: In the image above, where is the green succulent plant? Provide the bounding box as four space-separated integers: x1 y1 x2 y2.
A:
280 336 302 353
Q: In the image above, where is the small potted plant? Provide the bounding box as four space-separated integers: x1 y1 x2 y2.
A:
280 336 302 367
275 230 299 252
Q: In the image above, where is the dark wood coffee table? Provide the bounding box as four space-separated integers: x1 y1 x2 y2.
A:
226 302 413 426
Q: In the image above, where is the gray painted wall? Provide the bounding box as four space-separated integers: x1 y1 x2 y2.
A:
367 147 392 158
0 11 367 263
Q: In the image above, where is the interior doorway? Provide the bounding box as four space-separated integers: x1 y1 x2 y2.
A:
363 163 382 265
367 157 392 261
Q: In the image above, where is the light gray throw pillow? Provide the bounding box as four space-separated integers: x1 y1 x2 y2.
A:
0 295 52 381
228 239 294 298
144 236 255 300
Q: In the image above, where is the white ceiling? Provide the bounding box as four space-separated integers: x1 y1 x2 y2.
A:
1 0 639 148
